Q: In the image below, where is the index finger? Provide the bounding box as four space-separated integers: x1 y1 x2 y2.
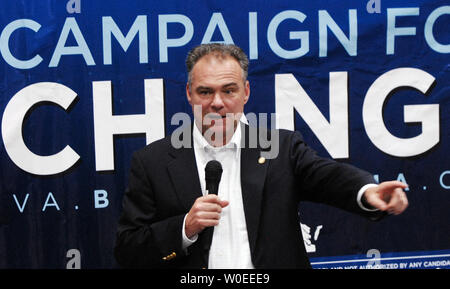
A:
201 194 224 203
378 181 408 191
202 194 229 208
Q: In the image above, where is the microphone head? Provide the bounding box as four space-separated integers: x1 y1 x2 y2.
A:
205 160 223 195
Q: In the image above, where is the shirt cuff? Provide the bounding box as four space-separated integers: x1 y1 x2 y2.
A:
182 214 198 250
357 184 379 212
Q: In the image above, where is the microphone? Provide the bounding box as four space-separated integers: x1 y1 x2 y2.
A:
203 160 223 258
205 160 223 195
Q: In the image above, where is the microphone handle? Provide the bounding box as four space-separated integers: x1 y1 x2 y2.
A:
206 183 219 195
203 187 218 259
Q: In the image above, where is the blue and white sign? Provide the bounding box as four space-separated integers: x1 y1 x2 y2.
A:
0 0 448 268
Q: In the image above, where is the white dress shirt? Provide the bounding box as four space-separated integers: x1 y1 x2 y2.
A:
182 120 254 269
181 121 377 269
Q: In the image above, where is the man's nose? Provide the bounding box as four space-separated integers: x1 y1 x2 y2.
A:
210 93 224 111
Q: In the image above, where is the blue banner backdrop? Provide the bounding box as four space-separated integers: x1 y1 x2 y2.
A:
0 0 449 268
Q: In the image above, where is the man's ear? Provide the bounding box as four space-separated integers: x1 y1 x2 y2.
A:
186 83 192 105
244 80 250 104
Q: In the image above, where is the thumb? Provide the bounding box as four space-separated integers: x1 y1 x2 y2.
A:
366 193 388 211
219 199 229 208
364 187 389 211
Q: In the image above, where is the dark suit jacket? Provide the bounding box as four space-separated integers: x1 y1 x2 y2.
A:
114 124 380 268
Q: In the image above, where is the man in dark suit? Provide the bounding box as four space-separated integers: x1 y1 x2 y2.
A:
114 43 408 269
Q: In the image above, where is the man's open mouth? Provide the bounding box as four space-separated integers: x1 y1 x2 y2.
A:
206 113 227 120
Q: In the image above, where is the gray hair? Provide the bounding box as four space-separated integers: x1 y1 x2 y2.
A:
186 43 249 87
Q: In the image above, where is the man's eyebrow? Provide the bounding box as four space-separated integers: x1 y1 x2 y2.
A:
195 86 213 91
222 82 238 88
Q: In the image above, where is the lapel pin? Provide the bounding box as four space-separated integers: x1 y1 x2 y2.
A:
258 157 266 164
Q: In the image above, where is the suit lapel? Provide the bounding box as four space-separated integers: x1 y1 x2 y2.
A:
167 145 202 212
240 124 269 255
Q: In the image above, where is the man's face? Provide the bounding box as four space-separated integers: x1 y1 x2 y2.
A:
186 53 250 146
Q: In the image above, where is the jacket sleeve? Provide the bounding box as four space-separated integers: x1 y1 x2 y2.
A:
288 130 382 219
114 150 186 268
